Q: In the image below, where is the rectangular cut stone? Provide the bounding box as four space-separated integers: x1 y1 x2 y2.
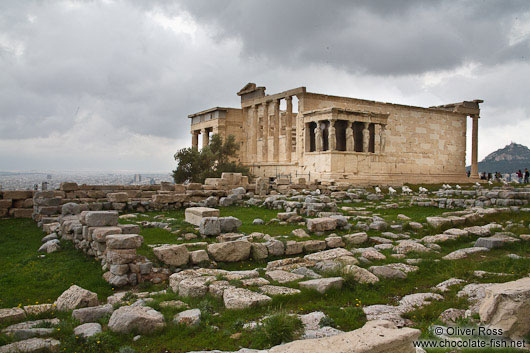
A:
84 211 118 227
119 224 141 234
306 217 338 232
106 234 143 249
3 191 33 200
12 208 33 218
107 192 129 202
185 207 220 226
0 199 12 209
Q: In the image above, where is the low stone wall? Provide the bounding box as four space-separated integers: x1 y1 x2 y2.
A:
411 188 530 209
54 208 169 287
0 190 34 218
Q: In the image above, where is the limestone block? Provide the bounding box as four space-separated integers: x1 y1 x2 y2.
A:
108 305 165 334
479 277 530 339
199 217 221 236
190 249 209 264
207 240 251 262
0 307 26 323
185 207 220 226
106 234 143 249
153 244 189 267
92 226 122 242
107 192 129 203
55 285 98 311
60 182 79 191
299 277 343 294
106 249 138 265
223 287 272 309
2 191 33 200
84 211 118 227
306 217 338 232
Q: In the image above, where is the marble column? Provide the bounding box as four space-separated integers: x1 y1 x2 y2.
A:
191 131 199 149
346 122 354 151
262 102 269 162
273 99 280 161
362 122 370 152
329 120 336 151
315 121 323 152
285 96 292 162
471 115 479 177
202 128 209 148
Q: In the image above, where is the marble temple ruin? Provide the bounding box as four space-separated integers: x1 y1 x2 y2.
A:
188 83 482 185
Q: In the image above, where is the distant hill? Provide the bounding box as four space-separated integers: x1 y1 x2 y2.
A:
467 142 530 173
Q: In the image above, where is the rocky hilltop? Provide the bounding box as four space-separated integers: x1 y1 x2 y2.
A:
472 142 530 173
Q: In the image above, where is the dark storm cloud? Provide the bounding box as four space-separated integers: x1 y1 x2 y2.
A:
0 0 529 170
177 0 529 75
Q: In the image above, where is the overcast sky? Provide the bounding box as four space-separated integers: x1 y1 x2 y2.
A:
1 0 529 172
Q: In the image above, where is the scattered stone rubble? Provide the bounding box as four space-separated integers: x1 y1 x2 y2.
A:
2 179 530 352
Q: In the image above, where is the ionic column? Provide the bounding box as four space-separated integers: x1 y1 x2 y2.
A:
329 120 336 151
191 131 199 149
471 115 479 177
346 122 354 151
379 124 386 153
285 96 293 162
202 128 209 148
251 105 258 158
262 102 269 162
362 122 370 152
273 99 280 161
315 121 323 152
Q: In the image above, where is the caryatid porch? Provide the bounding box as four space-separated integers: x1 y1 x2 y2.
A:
303 108 389 154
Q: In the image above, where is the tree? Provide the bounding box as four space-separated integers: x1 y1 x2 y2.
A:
172 134 250 183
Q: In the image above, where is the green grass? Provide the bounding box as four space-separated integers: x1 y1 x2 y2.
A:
0 219 113 309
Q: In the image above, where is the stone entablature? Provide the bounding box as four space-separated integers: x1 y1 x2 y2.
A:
187 82 482 184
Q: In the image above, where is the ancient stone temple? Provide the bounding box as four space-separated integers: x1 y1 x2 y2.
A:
188 83 482 185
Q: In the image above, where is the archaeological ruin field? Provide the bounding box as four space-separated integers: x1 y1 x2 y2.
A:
1 179 530 353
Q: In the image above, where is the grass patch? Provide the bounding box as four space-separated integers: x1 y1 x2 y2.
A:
0 219 113 309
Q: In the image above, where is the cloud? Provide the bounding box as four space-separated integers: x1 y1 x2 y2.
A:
0 0 529 171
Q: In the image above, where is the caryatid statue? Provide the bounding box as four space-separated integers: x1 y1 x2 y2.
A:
362 123 370 152
315 124 323 151
379 125 386 153
346 123 354 151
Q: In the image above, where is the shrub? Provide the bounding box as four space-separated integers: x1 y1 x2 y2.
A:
172 134 249 183
251 313 303 349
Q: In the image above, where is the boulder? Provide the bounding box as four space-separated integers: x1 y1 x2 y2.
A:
343 232 368 245
55 285 98 311
299 277 343 294
207 240 251 262
343 265 379 284
259 285 301 296
0 338 60 353
369 266 406 279
265 270 304 284
267 320 420 353
72 304 114 324
153 244 189 266
251 243 269 260
292 229 310 238
108 305 165 334
0 308 26 323
394 240 430 254
219 216 242 232
199 217 221 236
174 309 201 327
74 323 102 338
442 247 489 260
223 288 272 309
479 277 530 339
